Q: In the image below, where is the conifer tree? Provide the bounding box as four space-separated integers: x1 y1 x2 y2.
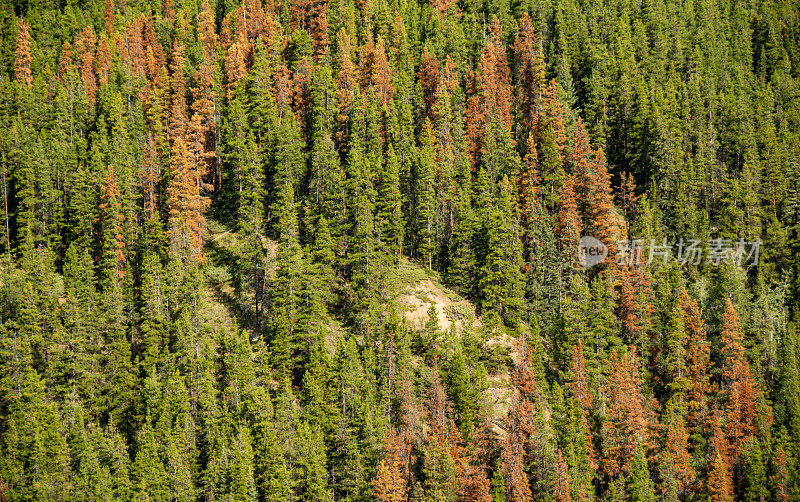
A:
741 437 768 502
189 4 218 191
566 340 599 476
377 144 404 266
132 420 169 501
515 15 545 146
779 322 800 449
335 29 358 147
269 181 304 377
346 95 383 334
500 436 532 502
309 69 347 243
416 120 437 270
422 427 459 502
238 131 266 321
479 175 523 324
627 442 656 502
297 421 333 502
538 80 567 212
169 40 188 139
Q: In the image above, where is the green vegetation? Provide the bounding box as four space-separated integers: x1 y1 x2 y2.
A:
0 0 800 499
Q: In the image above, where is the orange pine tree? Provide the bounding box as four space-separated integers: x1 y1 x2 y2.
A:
358 33 376 90
771 445 791 502
224 27 251 100
14 19 33 87
167 136 210 262
103 0 115 35
76 26 98 103
720 299 760 465
663 410 694 495
308 0 330 55
123 16 146 85
708 451 734 502
556 173 580 263
96 34 111 86
144 30 167 92
58 41 73 83
459 467 492 502
705 409 734 502
464 70 482 170
501 337 552 502
586 148 620 261
602 348 657 478
458 414 495 502
466 16 513 169
290 57 312 133
289 0 309 31
163 0 175 22
372 427 409 502
500 437 533 502
190 3 218 192
616 266 651 344
240 0 268 40
99 165 127 280
616 266 641 346
427 369 448 437
482 17 512 132
568 340 592 413
360 36 393 108
430 0 458 16
418 47 441 121
554 450 573 502
198 0 217 62
681 290 713 436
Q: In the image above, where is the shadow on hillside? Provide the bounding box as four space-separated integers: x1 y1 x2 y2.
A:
203 234 261 338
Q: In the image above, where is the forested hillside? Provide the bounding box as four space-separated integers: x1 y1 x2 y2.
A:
1 0 800 499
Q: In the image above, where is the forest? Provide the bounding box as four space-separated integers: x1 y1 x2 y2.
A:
0 0 800 500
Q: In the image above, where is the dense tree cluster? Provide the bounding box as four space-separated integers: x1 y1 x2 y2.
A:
0 0 799 500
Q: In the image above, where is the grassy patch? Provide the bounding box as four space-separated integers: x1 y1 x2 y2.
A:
395 257 430 285
444 303 475 324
